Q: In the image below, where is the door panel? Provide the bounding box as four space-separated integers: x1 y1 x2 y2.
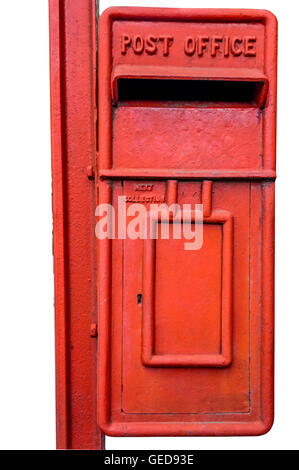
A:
110 182 250 416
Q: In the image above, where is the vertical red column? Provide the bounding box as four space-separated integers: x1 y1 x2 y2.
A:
49 0 103 449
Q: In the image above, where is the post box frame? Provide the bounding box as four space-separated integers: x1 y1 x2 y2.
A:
97 7 277 438
142 210 233 368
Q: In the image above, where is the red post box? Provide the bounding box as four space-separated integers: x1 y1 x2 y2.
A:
50 3 277 449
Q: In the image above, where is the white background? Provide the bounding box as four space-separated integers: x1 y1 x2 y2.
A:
0 0 298 450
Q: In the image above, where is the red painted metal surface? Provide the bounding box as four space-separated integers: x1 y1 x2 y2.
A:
49 0 104 449
50 4 277 448
97 7 277 437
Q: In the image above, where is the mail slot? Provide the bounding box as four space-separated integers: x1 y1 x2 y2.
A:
96 7 277 438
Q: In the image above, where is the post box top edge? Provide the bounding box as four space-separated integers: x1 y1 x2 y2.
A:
99 7 277 28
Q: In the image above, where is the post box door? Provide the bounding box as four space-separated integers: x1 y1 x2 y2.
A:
96 8 277 437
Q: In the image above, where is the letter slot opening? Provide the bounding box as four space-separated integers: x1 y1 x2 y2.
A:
115 78 267 107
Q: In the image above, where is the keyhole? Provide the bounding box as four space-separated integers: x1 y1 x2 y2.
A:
137 293 142 304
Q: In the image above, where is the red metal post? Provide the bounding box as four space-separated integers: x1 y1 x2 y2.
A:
49 0 104 449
